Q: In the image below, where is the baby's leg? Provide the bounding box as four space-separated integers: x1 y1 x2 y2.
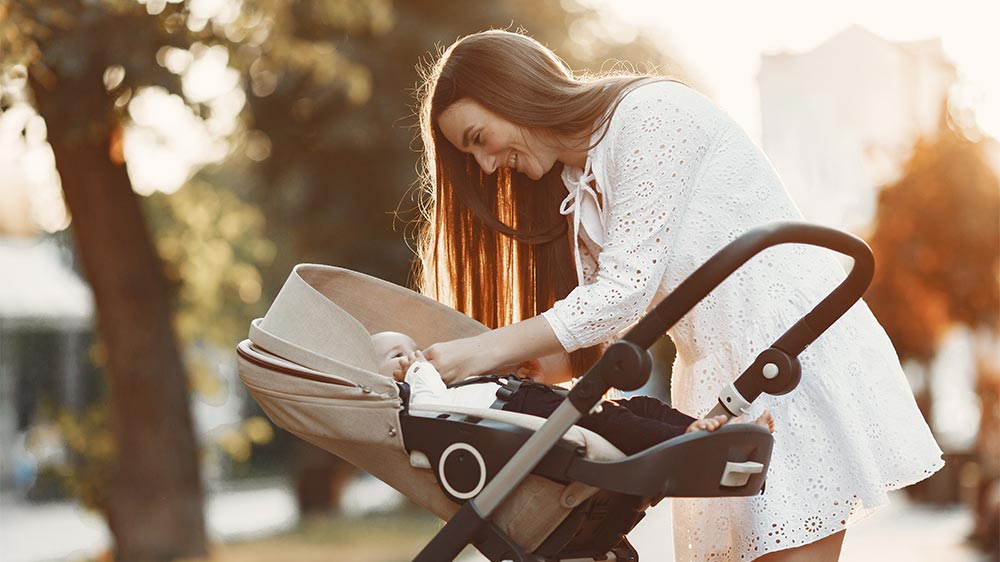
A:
614 395 697 427
509 388 692 454
685 415 728 433
686 409 775 434
754 409 775 432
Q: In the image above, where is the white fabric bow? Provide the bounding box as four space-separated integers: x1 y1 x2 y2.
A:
559 159 607 286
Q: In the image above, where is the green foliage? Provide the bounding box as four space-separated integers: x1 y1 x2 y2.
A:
3 0 188 142
27 405 116 512
145 179 274 348
212 415 275 464
55 406 115 512
245 0 676 292
143 178 278 454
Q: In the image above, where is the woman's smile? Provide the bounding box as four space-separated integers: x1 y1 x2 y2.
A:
438 98 565 180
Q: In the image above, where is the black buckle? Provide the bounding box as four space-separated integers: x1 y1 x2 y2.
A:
489 375 531 410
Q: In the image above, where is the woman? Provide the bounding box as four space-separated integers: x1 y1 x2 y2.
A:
414 29 943 562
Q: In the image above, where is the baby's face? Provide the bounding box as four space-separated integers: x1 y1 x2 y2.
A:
371 331 419 379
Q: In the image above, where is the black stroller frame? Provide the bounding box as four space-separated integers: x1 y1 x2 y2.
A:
407 221 875 562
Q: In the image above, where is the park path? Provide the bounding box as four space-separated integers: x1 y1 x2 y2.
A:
0 480 987 562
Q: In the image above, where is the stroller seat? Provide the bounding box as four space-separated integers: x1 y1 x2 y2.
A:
238 222 875 562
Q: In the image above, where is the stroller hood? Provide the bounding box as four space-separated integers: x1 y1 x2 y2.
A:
253 263 488 387
239 265 605 551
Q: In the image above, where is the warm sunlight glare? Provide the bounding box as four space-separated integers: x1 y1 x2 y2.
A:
584 0 999 141
0 104 69 234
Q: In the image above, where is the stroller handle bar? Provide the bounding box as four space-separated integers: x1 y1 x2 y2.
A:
412 222 874 562
570 221 874 416
624 221 874 355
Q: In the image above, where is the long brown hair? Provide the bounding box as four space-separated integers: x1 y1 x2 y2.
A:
414 30 650 376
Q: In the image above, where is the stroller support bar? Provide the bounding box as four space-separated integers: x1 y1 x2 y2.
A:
475 401 585 515
709 346 803 419
715 382 753 417
570 340 653 414
414 338 648 562
415 341 653 560
412 501 491 562
413 401 584 562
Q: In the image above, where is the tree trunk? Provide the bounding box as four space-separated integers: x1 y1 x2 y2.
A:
294 441 357 513
34 91 208 560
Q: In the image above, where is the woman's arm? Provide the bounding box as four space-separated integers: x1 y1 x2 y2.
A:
544 82 721 353
423 315 566 384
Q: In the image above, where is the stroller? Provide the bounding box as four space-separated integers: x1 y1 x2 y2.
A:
237 222 874 562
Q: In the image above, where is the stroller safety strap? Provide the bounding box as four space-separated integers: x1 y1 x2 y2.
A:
447 374 569 410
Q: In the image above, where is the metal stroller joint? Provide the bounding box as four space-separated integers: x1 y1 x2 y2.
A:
715 347 802 417
568 341 652 415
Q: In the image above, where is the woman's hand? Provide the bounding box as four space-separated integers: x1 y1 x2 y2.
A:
514 358 545 381
423 337 496 385
388 350 426 382
424 316 566 385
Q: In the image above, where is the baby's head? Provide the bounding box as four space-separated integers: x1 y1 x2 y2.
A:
371 331 420 380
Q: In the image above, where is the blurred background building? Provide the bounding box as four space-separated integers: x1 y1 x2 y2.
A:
0 237 95 493
759 24 957 231
0 103 96 496
760 22 997 502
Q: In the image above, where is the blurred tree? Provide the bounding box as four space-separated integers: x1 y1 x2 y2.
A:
866 109 999 516
3 0 686 534
144 178 275 353
246 0 676 290
1 0 386 558
3 1 209 559
866 114 999 364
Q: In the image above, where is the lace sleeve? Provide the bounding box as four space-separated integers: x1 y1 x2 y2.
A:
579 238 598 285
543 83 721 351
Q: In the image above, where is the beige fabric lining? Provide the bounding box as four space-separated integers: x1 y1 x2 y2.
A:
238 265 626 552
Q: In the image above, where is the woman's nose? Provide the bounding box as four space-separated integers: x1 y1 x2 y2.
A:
475 152 497 175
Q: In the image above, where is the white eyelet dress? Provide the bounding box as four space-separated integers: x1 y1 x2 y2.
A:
540 81 944 561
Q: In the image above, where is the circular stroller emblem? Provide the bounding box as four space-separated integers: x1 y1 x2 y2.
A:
439 442 487 500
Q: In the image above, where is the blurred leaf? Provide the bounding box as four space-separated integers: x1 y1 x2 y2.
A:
243 415 275 445
145 179 274 348
867 111 1000 363
54 405 116 513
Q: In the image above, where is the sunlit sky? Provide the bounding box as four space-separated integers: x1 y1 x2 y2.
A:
586 0 1000 141
2 0 998 235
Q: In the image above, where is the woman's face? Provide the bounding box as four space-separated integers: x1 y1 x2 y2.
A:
437 98 559 180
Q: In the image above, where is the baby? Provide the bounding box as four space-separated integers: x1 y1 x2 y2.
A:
372 331 502 408
371 331 774 455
